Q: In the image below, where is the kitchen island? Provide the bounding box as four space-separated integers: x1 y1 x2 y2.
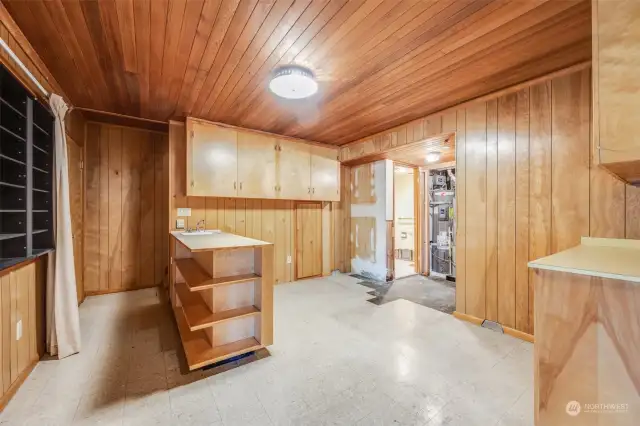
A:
169 231 274 370
529 237 640 425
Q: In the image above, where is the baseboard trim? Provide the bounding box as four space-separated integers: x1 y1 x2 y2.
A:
503 325 535 343
0 360 38 411
452 311 484 326
85 284 160 296
452 311 534 343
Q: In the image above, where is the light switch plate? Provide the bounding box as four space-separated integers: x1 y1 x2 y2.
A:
176 219 185 229
16 320 22 340
286 255 292 264
177 208 191 217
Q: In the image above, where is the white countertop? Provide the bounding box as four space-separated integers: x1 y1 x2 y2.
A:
528 237 640 283
170 231 272 252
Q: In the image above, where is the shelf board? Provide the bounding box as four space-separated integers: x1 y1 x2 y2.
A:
33 122 49 136
173 306 262 370
33 229 48 235
175 282 260 331
0 210 25 213
0 233 26 241
0 182 24 189
33 143 47 154
33 187 49 193
0 125 25 142
33 166 49 174
174 258 260 291
0 153 26 166
0 97 26 118
33 210 49 213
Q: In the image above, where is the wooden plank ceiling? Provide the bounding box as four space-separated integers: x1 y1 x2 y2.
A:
3 0 591 145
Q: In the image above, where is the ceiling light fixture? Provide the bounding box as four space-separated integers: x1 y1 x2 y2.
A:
426 152 441 163
269 65 318 100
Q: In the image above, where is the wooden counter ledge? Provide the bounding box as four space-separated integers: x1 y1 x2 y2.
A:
528 237 640 283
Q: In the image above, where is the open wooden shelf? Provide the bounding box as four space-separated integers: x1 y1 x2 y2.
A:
173 306 262 370
174 258 260 291
175 282 260 331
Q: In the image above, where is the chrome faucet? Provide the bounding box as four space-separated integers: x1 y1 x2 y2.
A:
196 219 205 232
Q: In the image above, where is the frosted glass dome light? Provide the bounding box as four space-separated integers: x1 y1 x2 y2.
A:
269 65 318 100
426 152 441 163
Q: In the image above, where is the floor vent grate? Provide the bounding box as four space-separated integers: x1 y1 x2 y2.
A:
481 320 504 333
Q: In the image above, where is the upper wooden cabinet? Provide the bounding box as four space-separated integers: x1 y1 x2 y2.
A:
238 132 277 199
187 120 238 197
186 118 340 201
310 145 340 201
593 0 640 184
277 138 311 200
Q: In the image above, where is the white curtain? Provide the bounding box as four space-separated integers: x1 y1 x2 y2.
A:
46 94 81 358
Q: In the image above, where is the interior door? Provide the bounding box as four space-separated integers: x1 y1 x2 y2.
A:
67 136 84 304
188 121 238 197
237 132 277 198
278 138 311 200
295 202 322 279
310 145 339 201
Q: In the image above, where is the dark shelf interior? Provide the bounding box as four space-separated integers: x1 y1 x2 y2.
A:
0 64 55 266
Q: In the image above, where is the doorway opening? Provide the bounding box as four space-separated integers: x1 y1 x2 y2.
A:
393 165 417 279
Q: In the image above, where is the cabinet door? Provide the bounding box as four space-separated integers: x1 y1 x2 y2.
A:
277 139 311 200
310 145 340 201
188 121 238 197
237 132 277 199
595 0 640 170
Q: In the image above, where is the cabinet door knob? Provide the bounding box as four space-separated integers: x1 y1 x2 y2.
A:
240 182 243 190
234 182 237 190
190 180 194 187
308 187 310 194
312 188 315 194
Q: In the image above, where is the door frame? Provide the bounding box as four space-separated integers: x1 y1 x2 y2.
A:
391 162 420 279
293 201 323 280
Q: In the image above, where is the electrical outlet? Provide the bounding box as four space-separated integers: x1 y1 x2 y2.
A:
176 219 185 229
16 320 22 340
286 255 292 264
177 208 191 217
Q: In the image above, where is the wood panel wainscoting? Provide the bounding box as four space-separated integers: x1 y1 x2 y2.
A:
340 64 640 338
0 256 47 410
83 122 169 295
169 121 352 285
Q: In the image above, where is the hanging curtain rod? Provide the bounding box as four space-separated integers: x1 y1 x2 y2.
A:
0 37 49 98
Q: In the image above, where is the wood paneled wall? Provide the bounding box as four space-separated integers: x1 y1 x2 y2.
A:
84 123 169 295
0 257 47 408
67 132 84 304
340 65 640 336
168 122 351 283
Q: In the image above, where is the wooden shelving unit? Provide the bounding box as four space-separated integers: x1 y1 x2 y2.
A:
0 64 54 269
170 231 274 370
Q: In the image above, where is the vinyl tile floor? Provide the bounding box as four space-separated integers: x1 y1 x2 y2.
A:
0 274 533 426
